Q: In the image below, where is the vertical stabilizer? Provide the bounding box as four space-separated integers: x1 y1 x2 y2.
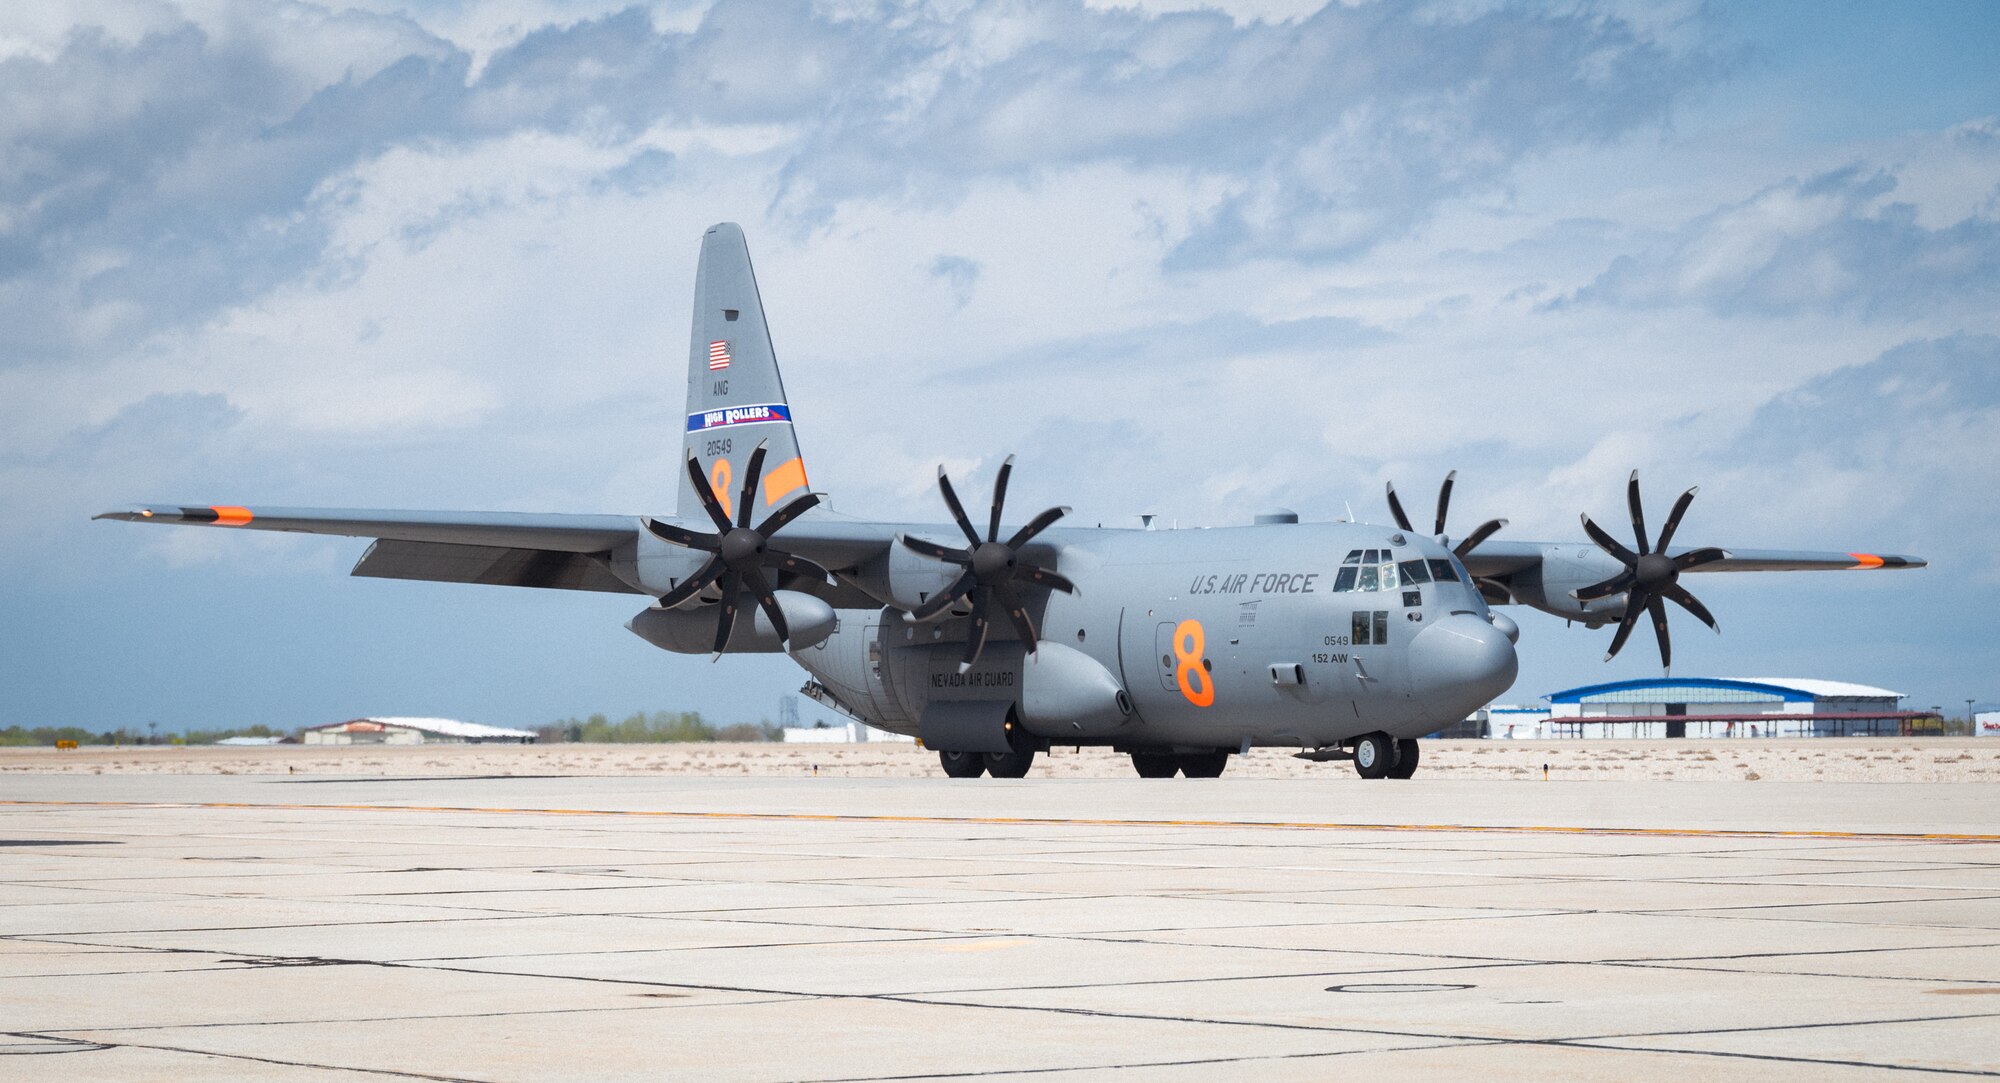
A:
679 223 811 521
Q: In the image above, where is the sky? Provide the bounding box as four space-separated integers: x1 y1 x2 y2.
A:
4 0 1998 733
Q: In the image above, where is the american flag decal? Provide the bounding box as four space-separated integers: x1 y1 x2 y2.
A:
708 340 731 371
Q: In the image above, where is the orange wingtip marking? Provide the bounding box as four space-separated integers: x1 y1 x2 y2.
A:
212 506 254 526
763 456 809 505
1847 552 1884 569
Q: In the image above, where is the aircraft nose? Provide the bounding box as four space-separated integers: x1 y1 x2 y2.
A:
1409 612 1518 718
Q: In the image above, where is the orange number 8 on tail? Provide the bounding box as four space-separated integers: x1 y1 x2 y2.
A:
1173 619 1214 707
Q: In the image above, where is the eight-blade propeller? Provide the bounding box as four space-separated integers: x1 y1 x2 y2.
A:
899 456 1077 674
1385 470 1511 602
641 441 830 660
1573 470 1729 671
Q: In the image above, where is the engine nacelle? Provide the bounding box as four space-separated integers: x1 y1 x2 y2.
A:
846 534 965 618
625 590 836 654
1504 544 1630 625
1017 642 1134 739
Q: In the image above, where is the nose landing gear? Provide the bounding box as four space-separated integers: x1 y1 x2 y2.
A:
1353 733 1421 779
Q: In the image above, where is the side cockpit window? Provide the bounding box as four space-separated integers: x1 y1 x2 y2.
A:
1427 558 1461 583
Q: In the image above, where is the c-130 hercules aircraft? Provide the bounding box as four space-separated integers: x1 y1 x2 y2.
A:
100 224 1925 780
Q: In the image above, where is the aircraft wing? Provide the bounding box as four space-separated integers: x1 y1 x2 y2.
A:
91 502 916 597
95 503 654 595
1462 540 1926 577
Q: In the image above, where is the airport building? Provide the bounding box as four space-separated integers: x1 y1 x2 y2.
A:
1467 678 1919 738
1977 711 2000 738
780 721 916 744
300 717 538 745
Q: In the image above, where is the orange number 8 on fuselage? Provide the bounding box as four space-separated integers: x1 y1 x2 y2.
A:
1173 619 1214 707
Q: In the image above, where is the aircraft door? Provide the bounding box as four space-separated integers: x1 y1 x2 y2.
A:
1151 622 1178 690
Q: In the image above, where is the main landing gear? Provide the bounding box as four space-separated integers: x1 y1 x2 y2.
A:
1129 750 1231 778
1352 733 1420 780
937 726 1038 779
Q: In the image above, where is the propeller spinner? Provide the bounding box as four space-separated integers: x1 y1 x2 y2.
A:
899 456 1077 673
1573 470 1728 671
641 441 830 660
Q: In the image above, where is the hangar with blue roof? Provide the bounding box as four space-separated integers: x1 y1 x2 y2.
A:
1473 678 1919 738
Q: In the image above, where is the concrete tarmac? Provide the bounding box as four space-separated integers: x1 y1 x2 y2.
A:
3 773 1997 1080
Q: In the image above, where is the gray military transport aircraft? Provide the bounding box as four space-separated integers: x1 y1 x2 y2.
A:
99 224 1925 780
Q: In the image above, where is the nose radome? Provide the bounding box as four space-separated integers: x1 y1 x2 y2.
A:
1409 613 1518 717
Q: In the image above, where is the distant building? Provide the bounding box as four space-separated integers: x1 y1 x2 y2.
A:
215 736 285 746
301 717 537 745
780 721 916 744
1976 711 2000 738
1540 678 1915 738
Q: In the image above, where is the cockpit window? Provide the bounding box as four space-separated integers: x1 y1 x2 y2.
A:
1341 550 1363 566
1398 559 1431 585
1428 558 1460 583
1356 564 1380 591
1332 566 1357 591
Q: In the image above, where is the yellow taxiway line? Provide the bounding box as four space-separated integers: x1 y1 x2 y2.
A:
3 799 1996 843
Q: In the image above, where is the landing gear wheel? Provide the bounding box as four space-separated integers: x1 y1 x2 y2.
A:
939 749 985 778
983 725 1037 779
1386 739 1420 779
1179 751 1230 778
1131 752 1179 778
984 746 1035 778
1353 733 1394 779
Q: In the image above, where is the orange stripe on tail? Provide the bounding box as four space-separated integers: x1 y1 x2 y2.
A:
763 457 808 505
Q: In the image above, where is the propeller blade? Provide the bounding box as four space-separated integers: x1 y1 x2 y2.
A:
655 558 726 610
995 579 1039 655
1656 486 1698 552
769 553 831 585
710 570 741 661
1627 470 1649 555
1385 481 1414 533
1014 563 1077 594
686 452 734 532
898 534 970 563
1452 517 1507 559
1673 546 1729 571
936 467 981 547
1580 514 1639 565
1647 594 1671 671
957 591 991 674
754 491 821 538
642 517 719 551
1572 571 1635 602
1661 582 1720 633
909 568 977 620
746 567 790 648
1603 594 1646 661
1005 505 1068 549
1434 470 1456 537
988 455 1013 543
736 441 769 529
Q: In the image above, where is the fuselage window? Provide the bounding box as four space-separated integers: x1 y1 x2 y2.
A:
1352 609 1371 645
1373 610 1389 644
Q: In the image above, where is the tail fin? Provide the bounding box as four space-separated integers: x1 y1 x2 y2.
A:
679 223 811 522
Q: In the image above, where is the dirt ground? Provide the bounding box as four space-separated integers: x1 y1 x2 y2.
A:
3 738 1996 782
